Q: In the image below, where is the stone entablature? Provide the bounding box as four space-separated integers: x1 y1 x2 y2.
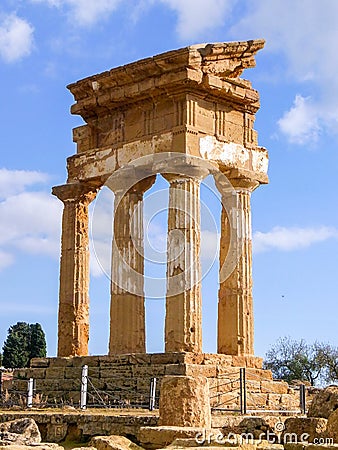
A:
66 41 268 187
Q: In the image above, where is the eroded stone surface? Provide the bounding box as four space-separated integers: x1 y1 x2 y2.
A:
308 386 338 419
283 417 328 442
0 418 41 446
158 376 211 428
90 435 143 450
327 409 338 442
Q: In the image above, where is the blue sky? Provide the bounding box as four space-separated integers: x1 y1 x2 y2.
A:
0 0 338 358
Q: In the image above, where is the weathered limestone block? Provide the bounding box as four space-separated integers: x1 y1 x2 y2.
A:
261 380 289 394
26 368 46 379
246 380 261 393
47 358 71 368
100 367 133 378
235 416 282 439
45 368 65 379
283 417 328 443
232 356 263 368
99 355 132 367
30 358 50 368
64 367 82 379
280 393 300 410
204 353 232 366
266 393 282 408
0 418 41 445
327 409 338 442
165 364 216 378
158 376 211 428
90 435 143 450
308 386 338 419
138 426 210 450
247 392 268 408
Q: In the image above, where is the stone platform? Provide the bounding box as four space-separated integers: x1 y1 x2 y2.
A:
0 410 157 443
10 353 299 412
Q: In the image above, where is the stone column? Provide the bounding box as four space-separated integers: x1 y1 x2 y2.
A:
217 177 258 356
164 171 205 353
52 183 98 357
109 176 155 355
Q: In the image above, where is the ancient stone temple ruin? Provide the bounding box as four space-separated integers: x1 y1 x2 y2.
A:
12 40 300 426
54 39 268 359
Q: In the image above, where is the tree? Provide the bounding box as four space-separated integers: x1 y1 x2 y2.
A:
263 337 326 386
29 323 47 360
314 342 338 384
2 322 47 368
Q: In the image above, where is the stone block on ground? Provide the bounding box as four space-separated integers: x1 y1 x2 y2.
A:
308 386 338 419
0 418 41 446
283 417 328 442
90 435 143 450
158 376 211 428
138 426 212 449
327 409 338 442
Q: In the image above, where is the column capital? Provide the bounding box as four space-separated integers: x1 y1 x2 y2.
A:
106 169 156 196
162 166 209 185
229 177 259 192
52 183 98 204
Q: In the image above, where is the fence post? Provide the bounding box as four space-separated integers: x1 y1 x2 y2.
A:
300 384 306 414
239 368 247 415
149 377 157 411
80 365 88 410
0 370 3 398
27 378 34 408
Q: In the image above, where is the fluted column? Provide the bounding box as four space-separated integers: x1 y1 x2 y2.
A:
164 171 205 353
217 177 258 356
52 183 98 357
109 176 155 355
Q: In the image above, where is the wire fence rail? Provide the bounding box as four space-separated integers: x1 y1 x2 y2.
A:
0 366 159 411
1 366 309 414
210 367 308 415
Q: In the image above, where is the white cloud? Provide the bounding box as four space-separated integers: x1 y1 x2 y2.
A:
253 226 338 254
201 230 219 261
0 14 34 63
32 0 235 35
0 169 49 198
160 0 236 40
31 0 122 27
0 169 62 271
231 0 338 143
278 95 320 145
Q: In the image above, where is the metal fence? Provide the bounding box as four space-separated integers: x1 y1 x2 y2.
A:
1 366 309 414
0 366 159 410
210 367 308 415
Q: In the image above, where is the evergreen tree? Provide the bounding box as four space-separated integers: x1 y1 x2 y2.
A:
2 322 47 368
29 323 47 360
2 322 31 368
